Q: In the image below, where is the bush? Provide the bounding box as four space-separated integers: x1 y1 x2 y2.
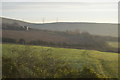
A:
2 38 16 43
18 39 25 44
79 67 100 78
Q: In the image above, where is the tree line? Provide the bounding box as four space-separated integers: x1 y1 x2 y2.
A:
2 37 119 53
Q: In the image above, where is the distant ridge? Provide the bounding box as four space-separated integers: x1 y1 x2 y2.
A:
1 17 118 37
0 17 118 24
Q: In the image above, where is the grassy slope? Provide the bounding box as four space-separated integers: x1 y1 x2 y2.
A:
2 44 118 78
107 41 119 48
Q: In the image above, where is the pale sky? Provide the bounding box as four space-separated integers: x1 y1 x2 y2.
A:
1 0 119 2
1 0 119 23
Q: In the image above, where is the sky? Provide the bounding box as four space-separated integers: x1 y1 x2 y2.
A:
1 0 119 2
1 0 119 23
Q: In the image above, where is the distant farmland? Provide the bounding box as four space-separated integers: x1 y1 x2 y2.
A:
2 29 118 53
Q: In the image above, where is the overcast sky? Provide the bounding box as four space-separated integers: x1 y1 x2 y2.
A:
1 0 119 2
1 0 118 23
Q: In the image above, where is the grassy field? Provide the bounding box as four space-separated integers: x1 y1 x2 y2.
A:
107 41 119 49
2 44 118 78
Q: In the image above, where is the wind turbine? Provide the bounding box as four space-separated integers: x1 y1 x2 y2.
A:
56 17 58 23
42 17 45 24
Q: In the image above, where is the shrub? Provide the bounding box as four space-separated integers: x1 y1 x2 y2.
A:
2 38 16 43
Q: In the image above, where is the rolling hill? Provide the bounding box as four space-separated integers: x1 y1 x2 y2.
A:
1 17 118 53
1 17 118 37
1 17 119 78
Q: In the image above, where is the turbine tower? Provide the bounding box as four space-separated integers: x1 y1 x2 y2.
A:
56 17 58 23
42 17 45 24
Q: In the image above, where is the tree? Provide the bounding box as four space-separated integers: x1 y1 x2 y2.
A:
79 67 100 78
18 39 25 44
2 38 16 43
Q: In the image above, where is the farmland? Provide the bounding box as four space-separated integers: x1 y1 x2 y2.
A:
2 44 118 78
107 41 119 49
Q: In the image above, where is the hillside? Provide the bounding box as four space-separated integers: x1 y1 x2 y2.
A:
1 17 118 37
2 44 118 78
1 17 118 53
2 29 118 53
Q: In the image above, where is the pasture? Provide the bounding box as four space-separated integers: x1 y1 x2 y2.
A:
2 44 118 78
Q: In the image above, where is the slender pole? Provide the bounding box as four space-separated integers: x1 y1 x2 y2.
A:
56 17 58 23
42 18 45 24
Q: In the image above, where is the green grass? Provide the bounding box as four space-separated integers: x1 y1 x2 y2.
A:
107 41 119 48
2 44 118 78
